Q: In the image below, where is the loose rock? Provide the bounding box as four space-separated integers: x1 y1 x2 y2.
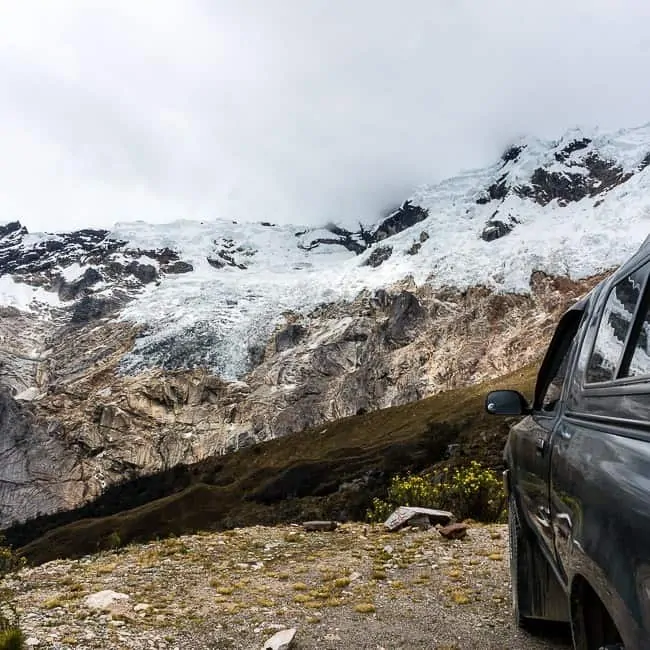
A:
439 523 470 540
84 590 130 610
303 521 338 532
384 506 454 532
262 627 297 650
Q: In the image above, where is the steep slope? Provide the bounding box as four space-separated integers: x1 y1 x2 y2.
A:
1 124 650 529
10 362 537 564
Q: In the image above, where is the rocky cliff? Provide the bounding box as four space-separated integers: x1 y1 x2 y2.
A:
2 124 650 528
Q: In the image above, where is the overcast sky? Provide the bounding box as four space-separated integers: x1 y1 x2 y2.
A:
2 0 650 232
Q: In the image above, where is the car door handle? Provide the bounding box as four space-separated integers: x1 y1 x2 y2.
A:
536 436 546 455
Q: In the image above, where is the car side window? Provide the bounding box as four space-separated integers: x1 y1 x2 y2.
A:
586 268 646 383
625 300 650 377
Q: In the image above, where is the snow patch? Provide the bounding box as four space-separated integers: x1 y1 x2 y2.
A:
0 276 62 312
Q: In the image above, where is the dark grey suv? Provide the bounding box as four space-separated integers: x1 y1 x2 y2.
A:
486 235 650 650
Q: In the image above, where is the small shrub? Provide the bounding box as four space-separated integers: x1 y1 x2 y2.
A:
43 597 64 610
0 540 24 578
104 531 122 550
354 603 376 613
451 590 471 605
0 627 24 650
214 586 235 596
0 538 25 648
366 461 505 523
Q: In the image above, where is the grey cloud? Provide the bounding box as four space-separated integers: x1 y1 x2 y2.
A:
1 0 650 231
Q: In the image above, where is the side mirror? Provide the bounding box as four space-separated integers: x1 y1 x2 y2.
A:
485 390 530 416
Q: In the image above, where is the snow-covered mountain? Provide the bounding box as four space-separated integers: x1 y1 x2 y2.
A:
3 125 650 380
1 124 650 527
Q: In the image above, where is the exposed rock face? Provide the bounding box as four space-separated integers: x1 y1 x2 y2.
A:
476 174 509 205
0 268 601 528
553 137 591 162
501 144 525 164
481 215 519 242
0 388 80 525
363 245 393 267
297 201 429 255
516 152 633 206
71 295 123 324
166 261 193 274
475 135 643 238
373 201 429 241
480 143 634 208
298 223 371 255
274 323 307 352
0 221 191 298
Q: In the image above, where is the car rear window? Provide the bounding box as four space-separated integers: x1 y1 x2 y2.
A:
586 268 645 383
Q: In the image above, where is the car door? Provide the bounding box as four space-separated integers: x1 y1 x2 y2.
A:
508 305 584 558
549 262 650 648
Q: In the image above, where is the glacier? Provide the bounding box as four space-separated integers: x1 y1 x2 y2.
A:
3 124 650 379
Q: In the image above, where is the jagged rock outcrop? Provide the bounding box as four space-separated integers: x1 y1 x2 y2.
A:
0 388 83 525
0 221 191 298
516 152 633 205
297 201 429 255
478 141 635 209
373 201 429 241
481 214 519 242
363 245 393 267
476 174 509 205
501 144 525 163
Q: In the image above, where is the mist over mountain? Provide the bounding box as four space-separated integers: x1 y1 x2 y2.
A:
3 1 650 231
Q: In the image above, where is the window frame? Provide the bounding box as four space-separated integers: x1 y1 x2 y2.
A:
583 257 650 388
533 304 586 412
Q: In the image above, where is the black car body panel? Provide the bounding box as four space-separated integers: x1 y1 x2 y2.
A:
489 235 650 649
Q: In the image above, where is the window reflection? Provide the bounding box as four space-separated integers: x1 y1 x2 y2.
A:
587 270 644 383
627 299 650 377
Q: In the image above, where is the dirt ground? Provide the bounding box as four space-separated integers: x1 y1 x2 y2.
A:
5 522 572 649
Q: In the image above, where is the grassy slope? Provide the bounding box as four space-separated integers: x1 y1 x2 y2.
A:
12 363 538 565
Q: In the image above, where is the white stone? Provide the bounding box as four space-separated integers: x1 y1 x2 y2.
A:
14 387 40 401
25 638 40 647
383 506 454 532
261 627 296 650
84 590 130 610
133 603 151 612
